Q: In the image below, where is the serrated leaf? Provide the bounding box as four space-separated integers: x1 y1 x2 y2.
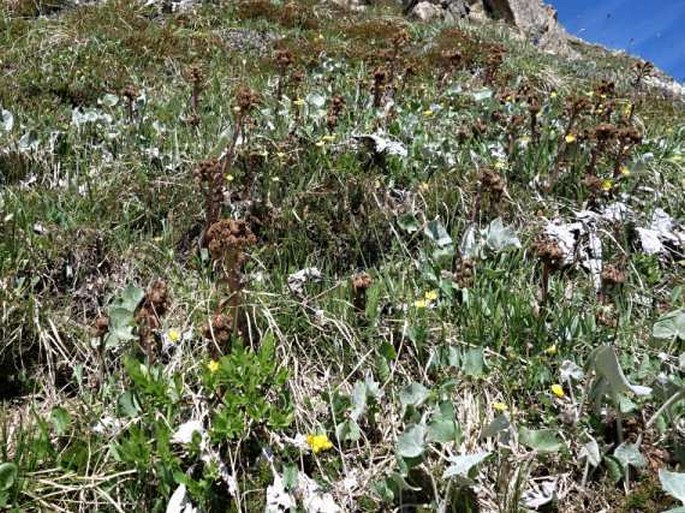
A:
614 442 646 469
0 463 17 491
400 383 430 411
519 427 564 453
443 452 490 478
661 469 685 504
397 425 426 459
589 345 652 397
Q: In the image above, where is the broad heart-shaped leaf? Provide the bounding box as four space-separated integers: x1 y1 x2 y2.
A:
653 310 685 341
461 347 484 377
660 469 685 504
350 380 368 422
400 383 430 412
589 345 652 397
424 220 453 248
113 285 144 313
519 427 564 453
443 452 490 479
0 462 17 491
583 438 601 467
613 442 646 469
397 424 426 459
483 218 521 253
427 402 460 444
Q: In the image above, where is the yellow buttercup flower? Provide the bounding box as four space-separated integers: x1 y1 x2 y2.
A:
544 344 557 356
225 174 235 182
315 140 326 148
551 384 565 398
306 433 333 454
414 299 428 309
423 109 435 118
565 134 576 144
494 159 507 170
321 134 336 142
424 290 439 302
601 179 613 192
207 360 220 374
550 91 558 99
620 166 630 177
168 329 181 343
293 98 305 106
493 402 508 413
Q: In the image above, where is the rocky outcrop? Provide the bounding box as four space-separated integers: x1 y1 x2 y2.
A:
406 0 575 56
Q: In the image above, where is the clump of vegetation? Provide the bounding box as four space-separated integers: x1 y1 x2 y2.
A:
1 0 685 512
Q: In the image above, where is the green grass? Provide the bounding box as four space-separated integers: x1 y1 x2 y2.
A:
1 0 685 511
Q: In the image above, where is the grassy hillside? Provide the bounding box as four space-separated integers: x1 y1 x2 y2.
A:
1 1 684 511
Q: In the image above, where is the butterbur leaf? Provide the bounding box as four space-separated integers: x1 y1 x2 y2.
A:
425 220 453 248
443 452 490 478
583 438 601 467
461 347 484 377
400 383 430 412
614 442 646 469
1 109 13 132
483 218 521 252
519 427 564 453
653 310 685 341
560 360 584 381
350 380 368 422
660 469 685 505
0 463 17 491
397 425 426 459
589 345 652 397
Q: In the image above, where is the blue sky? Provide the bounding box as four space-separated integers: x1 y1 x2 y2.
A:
549 0 685 81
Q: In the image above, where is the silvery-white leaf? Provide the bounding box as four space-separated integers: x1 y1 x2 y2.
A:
306 93 326 109
522 478 557 509
635 228 663 254
287 267 322 295
582 438 601 467
298 473 342 513
1 109 13 132
171 420 205 444
460 224 480 258
18 130 39 152
472 88 493 102
651 208 674 233
559 360 584 381
483 217 520 252
442 452 490 478
614 442 646 469
660 469 685 505
92 415 123 436
589 345 652 397
100 93 119 107
265 473 296 512
602 202 631 222
167 484 198 513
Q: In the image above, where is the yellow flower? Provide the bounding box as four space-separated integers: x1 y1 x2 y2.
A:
623 104 632 117
271 176 281 182
551 384 565 398
276 151 286 159
167 329 181 343
321 134 336 142
207 360 220 374
544 344 557 356
550 91 558 99
306 433 333 454
414 299 428 309
293 98 305 106
601 179 613 192
493 402 508 413
423 109 434 118
315 140 326 148
565 134 576 144
424 290 439 302
494 159 507 170
620 166 630 177
225 173 235 182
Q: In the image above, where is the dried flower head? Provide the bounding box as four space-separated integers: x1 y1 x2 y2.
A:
206 218 257 263
532 236 564 269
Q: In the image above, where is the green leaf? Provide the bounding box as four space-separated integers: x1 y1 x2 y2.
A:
461 347 484 378
589 345 652 397
398 213 420 234
604 456 623 484
660 469 685 504
114 285 144 312
0 463 17 491
583 438 601 467
613 442 646 469
400 383 430 411
51 407 71 436
427 402 460 444
653 310 685 341
424 220 453 248
443 452 490 478
350 380 368 422
397 425 426 459
519 427 564 453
